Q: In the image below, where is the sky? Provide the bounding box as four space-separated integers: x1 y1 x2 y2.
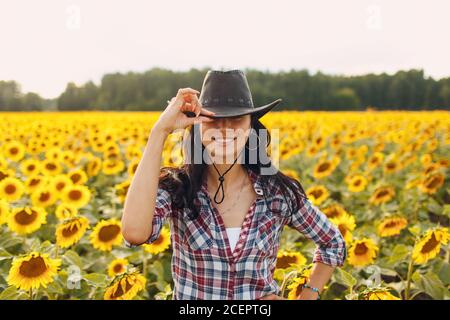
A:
1 0 449 99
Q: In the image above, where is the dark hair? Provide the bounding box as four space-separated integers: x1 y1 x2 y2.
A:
158 115 309 220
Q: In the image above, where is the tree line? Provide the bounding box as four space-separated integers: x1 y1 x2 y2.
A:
1 68 449 111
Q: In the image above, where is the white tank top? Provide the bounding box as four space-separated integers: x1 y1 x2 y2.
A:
225 227 241 251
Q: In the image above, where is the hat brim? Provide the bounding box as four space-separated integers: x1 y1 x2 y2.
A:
201 98 282 119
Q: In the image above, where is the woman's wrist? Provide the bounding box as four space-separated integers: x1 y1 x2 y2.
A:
300 283 321 300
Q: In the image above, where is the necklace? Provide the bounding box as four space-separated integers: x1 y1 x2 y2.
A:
213 171 248 216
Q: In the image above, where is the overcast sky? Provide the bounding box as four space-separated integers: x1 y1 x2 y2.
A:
1 0 449 98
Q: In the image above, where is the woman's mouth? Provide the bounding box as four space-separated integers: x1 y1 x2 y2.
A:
213 137 236 145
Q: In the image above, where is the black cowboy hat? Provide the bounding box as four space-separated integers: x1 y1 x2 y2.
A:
192 69 282 118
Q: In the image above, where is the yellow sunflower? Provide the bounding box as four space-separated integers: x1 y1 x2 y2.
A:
19 158 41 176
55 216 90 248
2 141 26 162
30 186 58 208
348 238 379 267
115 179 131 204
90 219 123 251
347 174 368 192
68 168 88 185
274 250 307 281
322 203 348 219
108 258 129 278
143 226 171 254
127 158 140 177
0 177 25 202
359 287 401 300
102 159 125 175
55 203 79 220
367 152 384 170
412 227 450 265
313 158 338 179
7 206 47 235
24 175 49 194
104 271 146 300
281 169 300 181
418 172 444 194
7 252 61 291
86 156 102 177
61 184 91 208
329 212 356 244
369 186 395 205
305 185 330 206
0 199 10 224
377 216 408 237
286 267 312 300
41 159 63 176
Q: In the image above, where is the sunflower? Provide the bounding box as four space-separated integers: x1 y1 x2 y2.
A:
367 152 384 170
68 168 88 185
0 199 10 224
369 186 395 205
143 226 171 254
24 175 49 194
7 206 47 235
313 158 338 179
50 174 73 197
347 174 368 193
31 186 58 208
61 184 91 208
115 179 131 204
418 172 444 194
274 250 307 281
286 267 312 300
348 238 379 267
359 287 401 300
41 159 63 176
55 203 79 220
108 258 129 278
7 252 61 291
412 227 450 265
55 216 90 248
90 219 123 251
102 159 125 175
127 158 140 177
0 177 25 202
104 271 146 300
86 156 102 177
377 216 408 237
305 185 330 206
2 141 26 162
19 158 41 176
329 213 356 244
322 203 348 219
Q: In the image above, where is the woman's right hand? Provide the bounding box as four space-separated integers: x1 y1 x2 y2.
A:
153 87 216 135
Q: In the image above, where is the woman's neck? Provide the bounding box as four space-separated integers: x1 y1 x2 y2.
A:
206 162 248 191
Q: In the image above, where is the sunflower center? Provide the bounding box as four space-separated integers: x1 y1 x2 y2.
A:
421 233 439 254
376 190 388 198
39 192 51 202
46 163 57 170
5 184 16 194
10 147 18 155
28 164 36 171
98 225 121 242
15 209 38 225
426 176 440 189
30 178 40 186
71 174 81 184
19 256 47 278
113 264 124 273
56 182 66 190
276 255 297 269
318 163 330 172
353 179 361 186
354 243 368 255
384 221 398 229
62 224 79 237
69 190 82 200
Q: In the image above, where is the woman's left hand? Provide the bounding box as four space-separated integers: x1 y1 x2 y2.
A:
297 289 320 300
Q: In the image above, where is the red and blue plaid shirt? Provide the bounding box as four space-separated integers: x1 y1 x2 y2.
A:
124 167 347 300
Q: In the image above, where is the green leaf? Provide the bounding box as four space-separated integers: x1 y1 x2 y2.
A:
0 248 13 261
62 250 84 269
333 267 357 288
387 244 410 265
83 273 108 287
412 270 447 300
0 286 28 300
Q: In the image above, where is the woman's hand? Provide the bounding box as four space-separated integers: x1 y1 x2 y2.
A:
153 87 216 135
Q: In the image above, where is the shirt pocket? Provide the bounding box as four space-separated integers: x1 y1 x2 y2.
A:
254 210 277 254
181 208 214 251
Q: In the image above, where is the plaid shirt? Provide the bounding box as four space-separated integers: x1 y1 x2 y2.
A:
124 167 347 300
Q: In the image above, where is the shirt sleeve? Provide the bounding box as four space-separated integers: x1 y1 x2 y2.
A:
123 186 173 248
286 196 347 267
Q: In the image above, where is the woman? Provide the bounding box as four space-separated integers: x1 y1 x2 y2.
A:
121 69 347 300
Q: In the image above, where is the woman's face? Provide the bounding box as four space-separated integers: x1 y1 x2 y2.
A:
200 115 251 163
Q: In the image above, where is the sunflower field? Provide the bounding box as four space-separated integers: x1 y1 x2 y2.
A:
0 110 449 300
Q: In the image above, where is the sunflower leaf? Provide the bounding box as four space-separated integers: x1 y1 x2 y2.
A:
62 249 84 268
0 248 13 261
333 267 357 288
387 244 410 265
412 270 446 300
83 273 108 287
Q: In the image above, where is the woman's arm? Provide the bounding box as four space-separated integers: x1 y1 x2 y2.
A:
297 262 335 300
121 126 169 245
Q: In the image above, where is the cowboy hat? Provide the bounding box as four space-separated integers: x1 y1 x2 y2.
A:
192 69 282 118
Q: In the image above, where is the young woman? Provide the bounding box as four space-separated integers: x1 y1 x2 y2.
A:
121 70 347 300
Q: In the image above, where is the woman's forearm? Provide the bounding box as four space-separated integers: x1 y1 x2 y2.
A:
297 262 335 300
121 125 168 245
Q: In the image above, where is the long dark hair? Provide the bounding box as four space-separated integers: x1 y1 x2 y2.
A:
158 115 309 220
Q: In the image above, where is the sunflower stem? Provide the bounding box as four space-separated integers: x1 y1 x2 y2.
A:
404 254 414 300
280 270 298 298
142 248 147 277
29 287 33 300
